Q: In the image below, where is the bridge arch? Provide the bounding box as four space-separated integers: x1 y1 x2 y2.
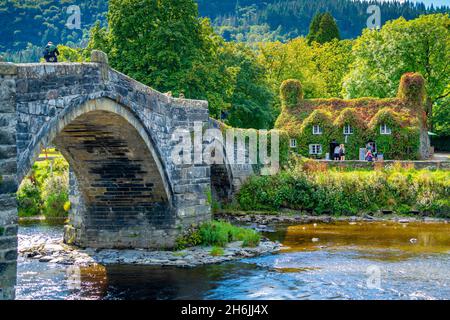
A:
19 97 176 249
0 56 213 298
19 98 173 204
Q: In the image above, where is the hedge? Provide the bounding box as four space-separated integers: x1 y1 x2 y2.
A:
237 166 450 217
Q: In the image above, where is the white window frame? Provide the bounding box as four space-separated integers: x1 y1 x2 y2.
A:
312 125 322 135
290 139 297 148
309 144 322 155
343 124 354 135
380 124 392 135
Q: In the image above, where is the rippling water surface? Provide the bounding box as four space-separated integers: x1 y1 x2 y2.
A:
16 221 450 300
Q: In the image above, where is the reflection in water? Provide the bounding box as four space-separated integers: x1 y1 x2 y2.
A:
16 221 450 300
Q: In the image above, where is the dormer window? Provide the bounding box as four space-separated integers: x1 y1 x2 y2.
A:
312 125 322 135
343 124 354 135
380 124 392 135
290 139 297 148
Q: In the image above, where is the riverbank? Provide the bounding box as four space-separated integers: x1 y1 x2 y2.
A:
215 210 449 229
18 232 281 267
235 167 450 217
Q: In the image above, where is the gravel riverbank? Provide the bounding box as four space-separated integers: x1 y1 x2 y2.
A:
18 233 281 267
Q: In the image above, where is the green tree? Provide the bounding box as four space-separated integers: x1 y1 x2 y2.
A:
315 13 340 44
433 84 450 136
306 12 324 44
88 0 233 118
342 14 450 132
56 45 84 62
307 12 340 44
258 37 333 118
311 39 353 98
220 43 274 129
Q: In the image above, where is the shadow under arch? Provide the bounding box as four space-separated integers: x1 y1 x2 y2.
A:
19 98 176 249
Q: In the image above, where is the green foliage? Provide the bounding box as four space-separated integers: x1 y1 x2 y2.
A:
276 72 424 160
87 0 273 129
42 174 69 217
56 45 84 62
17 179 41 217
258 37 353 120
2 0 448 61
17 156 70 217
88 0 228 119
176 220 261 249
368 108 420 160
220 42 274 129
330 108 367 159
237 167 450 217
342 14 450 132
294 110 333 158
311 39 354 98
280 79 303 107
0 0 108 53
307 12 340 45
433 89 450 136
198 0 447 43
210 246 225 256
307 13 324 44
176 226 203 250
258 38 327 104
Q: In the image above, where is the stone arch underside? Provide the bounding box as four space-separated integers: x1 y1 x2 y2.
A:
58 110 174 248
22 99 178 249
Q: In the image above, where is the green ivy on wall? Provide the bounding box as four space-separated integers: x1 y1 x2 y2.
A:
276 73 426 161
368 108 420 160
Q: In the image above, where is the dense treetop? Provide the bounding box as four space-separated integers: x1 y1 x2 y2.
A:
1 1 448 136
1 0 449 53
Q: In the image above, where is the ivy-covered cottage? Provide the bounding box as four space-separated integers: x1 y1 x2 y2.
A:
275 73 430 160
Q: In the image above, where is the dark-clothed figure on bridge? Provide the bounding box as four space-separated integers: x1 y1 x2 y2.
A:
43 42 60 62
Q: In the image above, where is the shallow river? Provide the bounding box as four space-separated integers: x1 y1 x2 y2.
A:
16 220 450 300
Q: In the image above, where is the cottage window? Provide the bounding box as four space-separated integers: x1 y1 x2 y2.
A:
309 144 322 155
343 124 354 135
312 125 322 135
290 139 297 148
380 124 392 135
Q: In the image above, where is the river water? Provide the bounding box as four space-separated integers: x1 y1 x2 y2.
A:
16 220 450 300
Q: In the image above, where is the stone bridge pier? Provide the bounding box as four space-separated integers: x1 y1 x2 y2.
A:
0 51 214 299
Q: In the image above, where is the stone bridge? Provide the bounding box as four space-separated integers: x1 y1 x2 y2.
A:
0 51 254 299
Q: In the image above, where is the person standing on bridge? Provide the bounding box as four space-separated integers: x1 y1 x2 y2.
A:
43 41 60 63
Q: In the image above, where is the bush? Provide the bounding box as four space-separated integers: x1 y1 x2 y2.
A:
17 179 42 217
176 220 261 249
42 174 69 217
237 166 450 216
210 246 225 256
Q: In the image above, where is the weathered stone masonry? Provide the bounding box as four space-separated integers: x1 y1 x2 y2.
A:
0 61 18 300
0 51 215 299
